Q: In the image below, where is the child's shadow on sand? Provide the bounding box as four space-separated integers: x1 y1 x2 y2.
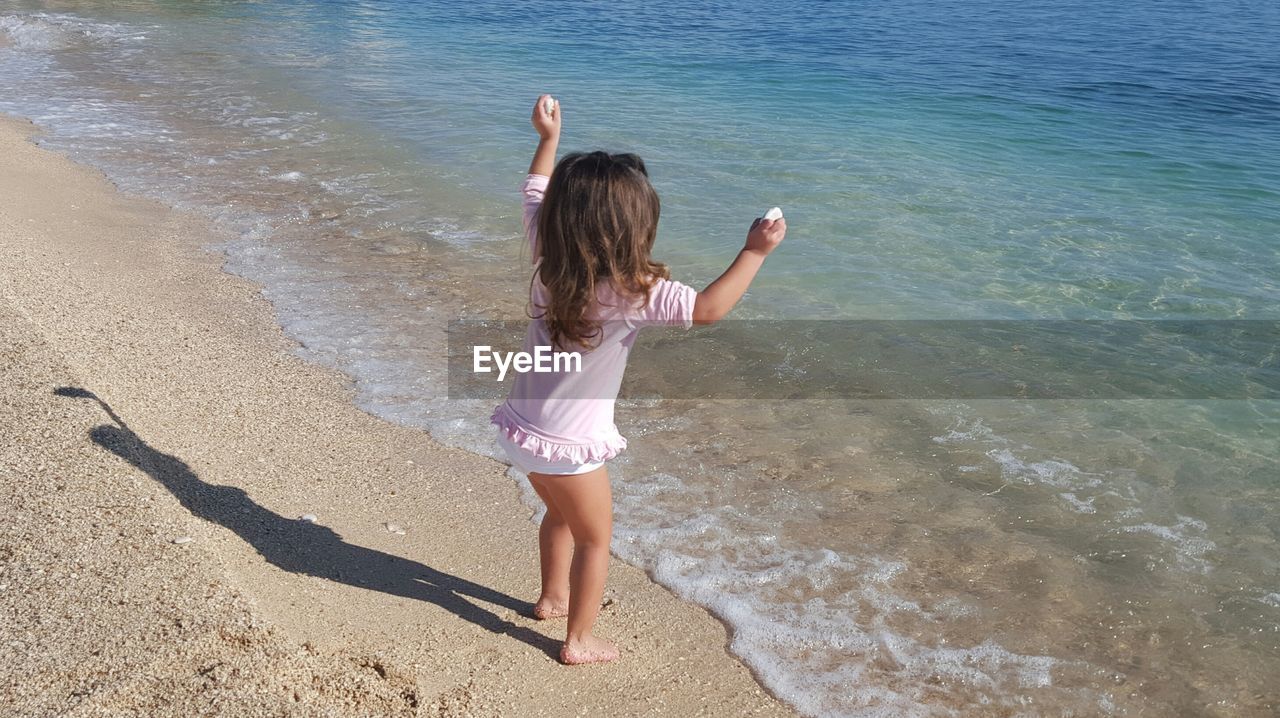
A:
54 386 557 658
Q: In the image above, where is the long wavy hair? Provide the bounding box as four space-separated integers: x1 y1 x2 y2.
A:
532 151 670 349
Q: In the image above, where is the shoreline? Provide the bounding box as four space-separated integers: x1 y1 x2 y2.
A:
0 114 792 716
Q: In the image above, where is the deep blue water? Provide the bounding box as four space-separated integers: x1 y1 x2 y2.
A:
249 0 1280 319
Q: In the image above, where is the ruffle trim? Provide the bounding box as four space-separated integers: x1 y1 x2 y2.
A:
491 404 627 464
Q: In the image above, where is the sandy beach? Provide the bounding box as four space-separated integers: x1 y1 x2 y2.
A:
0 114 792 717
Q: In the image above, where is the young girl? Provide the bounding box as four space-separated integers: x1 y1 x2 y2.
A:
491 95 786 665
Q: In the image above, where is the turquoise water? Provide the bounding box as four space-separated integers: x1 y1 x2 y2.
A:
3 1 1278 715
8 0 1278 318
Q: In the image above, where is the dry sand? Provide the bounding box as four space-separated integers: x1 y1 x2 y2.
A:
0 114 793 717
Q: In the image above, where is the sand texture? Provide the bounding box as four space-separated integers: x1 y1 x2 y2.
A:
0 115 792 717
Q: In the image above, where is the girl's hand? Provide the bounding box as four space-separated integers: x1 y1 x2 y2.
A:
531 94 561 141
744 217 786 257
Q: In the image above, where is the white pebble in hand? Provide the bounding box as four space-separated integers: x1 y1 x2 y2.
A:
764 207 784 221
544 96 557 115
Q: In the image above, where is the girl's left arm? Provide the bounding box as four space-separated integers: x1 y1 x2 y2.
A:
692 217 787 324
529 94 560 176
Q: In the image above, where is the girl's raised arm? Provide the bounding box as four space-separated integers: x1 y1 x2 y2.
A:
522 95 561 260
529 94 560 176
692 217 787 324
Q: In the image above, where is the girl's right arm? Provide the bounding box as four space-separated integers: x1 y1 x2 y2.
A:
522 95 561 260
692 217 787 325
529 94 560 176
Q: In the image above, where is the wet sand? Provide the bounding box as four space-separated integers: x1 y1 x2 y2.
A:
0 114 792 717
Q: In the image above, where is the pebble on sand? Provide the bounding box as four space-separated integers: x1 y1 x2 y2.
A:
172 536 194 545
384 522 406 535
298 514 318 523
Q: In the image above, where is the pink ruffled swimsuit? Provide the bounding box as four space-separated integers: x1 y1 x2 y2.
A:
490 174 696 469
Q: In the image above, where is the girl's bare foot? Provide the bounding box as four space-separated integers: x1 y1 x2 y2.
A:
559 635 619 665
532 596 569 620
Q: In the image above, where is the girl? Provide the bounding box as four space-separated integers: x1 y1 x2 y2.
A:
492 94 786 665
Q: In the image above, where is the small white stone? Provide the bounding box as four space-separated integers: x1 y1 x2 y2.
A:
544 97 556 115
172 536 194 545
298 514 318 523
384 523 406 536
763 206 784 221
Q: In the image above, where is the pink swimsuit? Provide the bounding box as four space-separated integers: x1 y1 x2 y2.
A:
490 174 696 470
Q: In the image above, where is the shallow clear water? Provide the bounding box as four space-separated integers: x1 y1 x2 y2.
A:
2 1 1278 715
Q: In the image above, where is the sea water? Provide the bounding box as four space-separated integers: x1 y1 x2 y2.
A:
2 1 1278 714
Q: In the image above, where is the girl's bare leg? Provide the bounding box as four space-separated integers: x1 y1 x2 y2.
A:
528 479 572 619
528 466 618 665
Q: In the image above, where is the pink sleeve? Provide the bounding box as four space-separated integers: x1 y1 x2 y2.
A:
636 278 697 329
521 174 549 262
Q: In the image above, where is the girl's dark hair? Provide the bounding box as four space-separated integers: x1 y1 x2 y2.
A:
533 151 670 349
